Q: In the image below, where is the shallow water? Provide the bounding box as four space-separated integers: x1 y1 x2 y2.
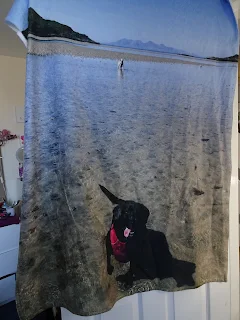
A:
23 54 236 282
17 52 237 312
25 54 237 228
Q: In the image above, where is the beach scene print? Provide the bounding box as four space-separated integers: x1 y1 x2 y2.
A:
16 0 238 316
25 3 238 63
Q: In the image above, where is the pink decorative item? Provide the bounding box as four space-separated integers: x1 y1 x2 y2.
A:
0 129 17 146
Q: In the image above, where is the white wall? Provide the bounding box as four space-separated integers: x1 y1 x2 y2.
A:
0 55 26 203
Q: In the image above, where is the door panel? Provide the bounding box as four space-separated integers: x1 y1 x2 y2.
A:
62 282 233 320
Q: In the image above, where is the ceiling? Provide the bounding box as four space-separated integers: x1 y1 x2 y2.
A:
0 0 239 59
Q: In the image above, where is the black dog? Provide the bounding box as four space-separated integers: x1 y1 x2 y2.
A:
100 185 196 289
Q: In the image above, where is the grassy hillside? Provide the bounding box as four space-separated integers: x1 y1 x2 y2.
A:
23 8 99 44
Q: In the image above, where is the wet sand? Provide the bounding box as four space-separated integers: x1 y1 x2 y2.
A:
18 35 237 320
28 35 206 65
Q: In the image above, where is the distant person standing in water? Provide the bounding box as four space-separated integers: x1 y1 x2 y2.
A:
118 59 124 70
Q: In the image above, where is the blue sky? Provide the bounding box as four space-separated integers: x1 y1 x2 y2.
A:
24 0 240 57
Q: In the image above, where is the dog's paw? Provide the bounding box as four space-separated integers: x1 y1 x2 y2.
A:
107 265 114 275
116 274 133 290
123 282 133 290
176 281 184 288
116 274 127 283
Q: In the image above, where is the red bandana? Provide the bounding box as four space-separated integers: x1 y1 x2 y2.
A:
110 226 128 263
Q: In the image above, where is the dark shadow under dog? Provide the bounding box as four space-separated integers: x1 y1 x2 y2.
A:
100 185 196 289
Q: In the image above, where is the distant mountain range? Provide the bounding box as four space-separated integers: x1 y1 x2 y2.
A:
23 8 99 44
108 38 238 62
23 10 238 63
108 38 190 56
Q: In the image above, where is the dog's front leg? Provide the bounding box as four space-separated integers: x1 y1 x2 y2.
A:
106 231 114 275
116 264 134 289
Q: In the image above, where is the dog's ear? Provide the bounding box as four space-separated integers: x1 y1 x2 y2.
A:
112 206 121 221
138 204 150 225
99 185 122 205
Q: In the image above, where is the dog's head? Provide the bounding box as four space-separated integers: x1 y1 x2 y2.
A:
100 185 150 242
